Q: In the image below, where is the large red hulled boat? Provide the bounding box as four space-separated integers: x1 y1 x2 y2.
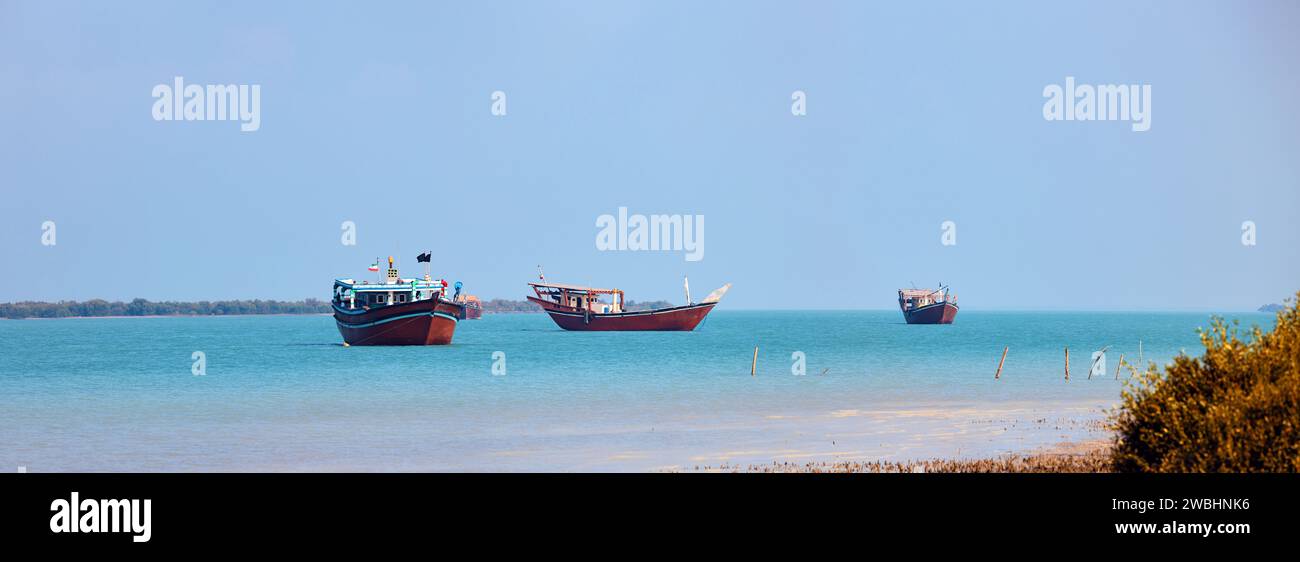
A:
898 286 959 324
331 256 465 345
527 277 730 331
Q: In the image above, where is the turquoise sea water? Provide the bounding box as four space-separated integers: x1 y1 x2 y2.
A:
0 310 1275 471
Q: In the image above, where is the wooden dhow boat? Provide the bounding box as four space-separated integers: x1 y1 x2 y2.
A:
897 285 959 324
331 255 465 345
527 276 730 331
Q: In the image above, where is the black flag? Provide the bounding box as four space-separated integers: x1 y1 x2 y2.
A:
417 252 431 263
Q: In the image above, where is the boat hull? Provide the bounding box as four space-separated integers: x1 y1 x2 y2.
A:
458 304 483 320
527 297 716 331
333 298 463 345
902 302 959 324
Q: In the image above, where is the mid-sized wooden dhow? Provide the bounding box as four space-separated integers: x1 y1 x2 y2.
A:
898 285 959 324
454 294 483 320
332 256 465 345
527 276 730 331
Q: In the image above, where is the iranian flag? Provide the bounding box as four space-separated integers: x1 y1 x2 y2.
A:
367 261 380 272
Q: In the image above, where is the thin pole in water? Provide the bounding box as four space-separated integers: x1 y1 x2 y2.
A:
1088 346 1106 380
1064 347 1070 381
751 346 758 377
995 346 1008 380
1115 353 1125 380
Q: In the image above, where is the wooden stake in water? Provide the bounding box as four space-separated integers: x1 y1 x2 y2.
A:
994 346 1008 379
1064 347 1070 381
1115 353 1125 380
751 346 758 377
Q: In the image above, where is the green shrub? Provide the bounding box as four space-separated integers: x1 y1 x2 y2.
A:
1111 294 1300 472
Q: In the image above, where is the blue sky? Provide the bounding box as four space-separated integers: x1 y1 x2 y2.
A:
2 0 1297 310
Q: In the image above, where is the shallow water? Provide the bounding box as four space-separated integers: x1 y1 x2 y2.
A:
0 310 1274 471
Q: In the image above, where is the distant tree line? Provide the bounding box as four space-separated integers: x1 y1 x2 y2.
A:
0 298 332 319
0 297 682 319
478 298 542 313
623 300 675 311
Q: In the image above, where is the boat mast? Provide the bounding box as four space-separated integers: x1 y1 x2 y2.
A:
684 276 692 305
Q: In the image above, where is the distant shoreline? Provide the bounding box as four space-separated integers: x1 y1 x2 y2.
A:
3 311 545 320
0 298 1277 320
0 297 674 320
1 307 1275 320
8 312 333 320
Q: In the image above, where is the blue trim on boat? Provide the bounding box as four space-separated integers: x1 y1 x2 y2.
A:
335 311 458 329
331 299 456 316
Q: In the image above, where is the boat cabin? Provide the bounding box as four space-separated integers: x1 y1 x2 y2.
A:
898 287 957 311
334 276 448 310
529 282 624 314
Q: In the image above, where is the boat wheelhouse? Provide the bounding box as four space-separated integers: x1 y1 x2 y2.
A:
526 278 730 331
897 286 959 324
332 256 465 345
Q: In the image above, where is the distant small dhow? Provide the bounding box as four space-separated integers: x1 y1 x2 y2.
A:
332 255 465 345
453 289 483 320
898 285 959 324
